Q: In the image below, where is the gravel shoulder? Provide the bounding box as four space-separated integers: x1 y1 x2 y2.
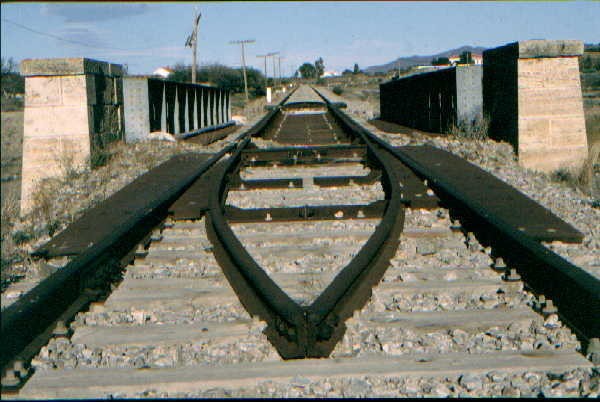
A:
0 123 248 296
330 92 599 281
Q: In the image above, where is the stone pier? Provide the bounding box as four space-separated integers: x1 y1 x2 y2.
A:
20 58 124 215
483 40 588 172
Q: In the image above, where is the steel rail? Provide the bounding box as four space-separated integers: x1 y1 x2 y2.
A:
0 134 246 386
313 86 600 350
205 90 405 358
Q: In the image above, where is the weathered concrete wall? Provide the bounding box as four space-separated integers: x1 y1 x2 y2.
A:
456 66 483 125
122 77 150 142
20 58 123 214
483 40 588 172
380 65 482 133
123 77 231 142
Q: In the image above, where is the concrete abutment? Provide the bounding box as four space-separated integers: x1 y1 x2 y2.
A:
19 58 233 215
483 40 588 172
20 58 124 215
380 39 588 173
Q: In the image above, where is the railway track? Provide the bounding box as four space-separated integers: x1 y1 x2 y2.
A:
1 85 598 398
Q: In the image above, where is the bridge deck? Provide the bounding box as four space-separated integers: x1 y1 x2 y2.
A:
34 153 214 258
395 145 583 243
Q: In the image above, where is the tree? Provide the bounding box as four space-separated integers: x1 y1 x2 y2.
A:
315 57 325 77
168 63 265 95
298 63 317 79
1 57 24 98
431 57 450 66
1 57 18 74
459 51 474 65
353 63 361 75
342 69 353 76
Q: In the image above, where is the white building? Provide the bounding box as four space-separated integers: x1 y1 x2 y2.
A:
322 70 340 77
152 67 173 78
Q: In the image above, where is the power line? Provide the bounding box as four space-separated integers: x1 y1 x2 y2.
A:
256 54 269 87
267 51 279 87
1 18 166 53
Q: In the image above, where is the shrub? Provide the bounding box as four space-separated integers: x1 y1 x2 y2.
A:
12 230 33 245
332 86 344 96
575 142 600 197
449 115 490 140
549 143 599 197
551 168 574 184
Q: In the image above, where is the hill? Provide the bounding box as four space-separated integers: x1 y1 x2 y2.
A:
365 45 487 74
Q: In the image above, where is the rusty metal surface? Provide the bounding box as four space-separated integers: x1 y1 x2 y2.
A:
169 160 229 221
182 122 239 145
224 201 386 223
271 113 350 144
378 150 440 209
207 90 405 357
34 153 214 258
396 145 583 243
241 145 366 165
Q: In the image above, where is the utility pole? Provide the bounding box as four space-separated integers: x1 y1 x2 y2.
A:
185 9 201 83
256 54 268 87
278 56 284 84
268 51 279 88
229 39 255 100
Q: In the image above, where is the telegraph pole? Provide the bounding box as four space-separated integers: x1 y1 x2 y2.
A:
229 39 255 100
185 10 201 83
268 51 279 88
256 54 268 87
278 56 284 83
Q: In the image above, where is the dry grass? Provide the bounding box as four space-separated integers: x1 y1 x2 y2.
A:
550 142 599 198
0 136 225 291
585 110 600 147
448 115 491 141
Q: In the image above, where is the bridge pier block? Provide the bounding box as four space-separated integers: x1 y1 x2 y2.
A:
20 58 124 215
483 40 588 172
123 77 150 142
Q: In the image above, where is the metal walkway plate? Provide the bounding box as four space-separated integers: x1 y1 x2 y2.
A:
169 160 228 220
395 145 583 243
34 153 214 258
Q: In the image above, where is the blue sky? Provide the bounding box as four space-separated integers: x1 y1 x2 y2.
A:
1 1 599 75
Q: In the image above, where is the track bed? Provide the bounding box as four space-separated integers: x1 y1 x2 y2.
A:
3 85 597 398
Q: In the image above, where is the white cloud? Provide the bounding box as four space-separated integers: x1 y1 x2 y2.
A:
41 4 150 23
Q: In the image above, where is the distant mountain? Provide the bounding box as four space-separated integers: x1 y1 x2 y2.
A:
365 45 488 74
585 43 600 52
